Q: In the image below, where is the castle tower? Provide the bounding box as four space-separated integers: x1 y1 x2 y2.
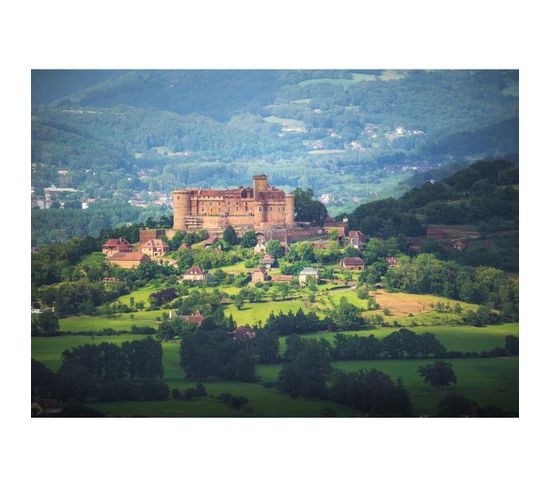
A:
253 175 268 199
285 194 295 226
173 189 192 230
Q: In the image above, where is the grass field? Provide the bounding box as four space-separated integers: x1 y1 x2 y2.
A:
115 284 163 306
257 356 518 416
59 310 167 333
32 320 518 416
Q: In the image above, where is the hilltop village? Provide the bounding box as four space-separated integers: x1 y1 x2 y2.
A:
31 161 519 418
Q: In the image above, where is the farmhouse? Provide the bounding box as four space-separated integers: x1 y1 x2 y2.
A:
340 256 365 270
260 253 276 269
251 267 269 284
141 239 170 258
102 238 132 257
172 175 295 233
109 252 151 269
299 267 319 285
232 326 256 340
183 265 206 281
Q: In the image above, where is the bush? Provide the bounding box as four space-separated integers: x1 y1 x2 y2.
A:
218 392 249 409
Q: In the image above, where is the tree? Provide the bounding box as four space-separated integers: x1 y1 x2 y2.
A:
504 335 519 355
293 188 328 226
278 339 332 398
234 294 244 310
253 328 280 363
223 225 238 245
418 361 457 389
31 359 57 399
31 310 60 337
240 231 257 248
328 228 340 240
438 393 475 417
266 239 284 258
329 369 412 417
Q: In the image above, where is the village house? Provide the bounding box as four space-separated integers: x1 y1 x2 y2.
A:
141 239 170 258
178 310 205 324
109 252 151 269
102 238 132 257
340 256 365 270
348 230 366 248
251 267 269 284
182 265 206 281
299 267 319 285
260 253 276 269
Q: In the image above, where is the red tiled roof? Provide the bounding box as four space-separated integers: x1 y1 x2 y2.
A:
203 236 219 245
252 267 269 277
143 239 170 249
260 254 275 264
103 238 132 249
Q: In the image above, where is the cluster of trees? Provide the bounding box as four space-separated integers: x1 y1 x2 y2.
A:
179 320 256 382
332 329 446 360
32 338 167 402
37 280 129 317
293 188 328 226
277 336 412 416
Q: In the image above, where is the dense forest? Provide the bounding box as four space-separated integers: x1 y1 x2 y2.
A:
32 70 518 215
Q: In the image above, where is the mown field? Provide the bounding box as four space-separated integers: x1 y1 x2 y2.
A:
32 322 518 417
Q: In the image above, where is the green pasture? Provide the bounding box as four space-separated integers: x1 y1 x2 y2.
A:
78 252 105 267
263 115 305 128
298 73 375 87
115 284 163 306
59 310 166 333
257 356 518 416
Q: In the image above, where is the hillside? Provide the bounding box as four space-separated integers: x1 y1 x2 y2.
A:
32 70 519 213
343 159 519 271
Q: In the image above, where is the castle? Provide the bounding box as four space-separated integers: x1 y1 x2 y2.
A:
172 175 295 233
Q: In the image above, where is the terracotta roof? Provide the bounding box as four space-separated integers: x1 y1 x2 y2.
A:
341 257 365 266
260 254 275 264
110 252 150 262
103 238 132 248
203 236 219 245
348 231 364 239
143 239 170 249
180 310 205 323
184 265 205 275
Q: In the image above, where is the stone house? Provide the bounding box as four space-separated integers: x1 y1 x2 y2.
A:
260 253 276 269
183 265 206 281
340 256 365 270
251 267 269 284
141 239 170 258
102 238 132 257
299 267 319 285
